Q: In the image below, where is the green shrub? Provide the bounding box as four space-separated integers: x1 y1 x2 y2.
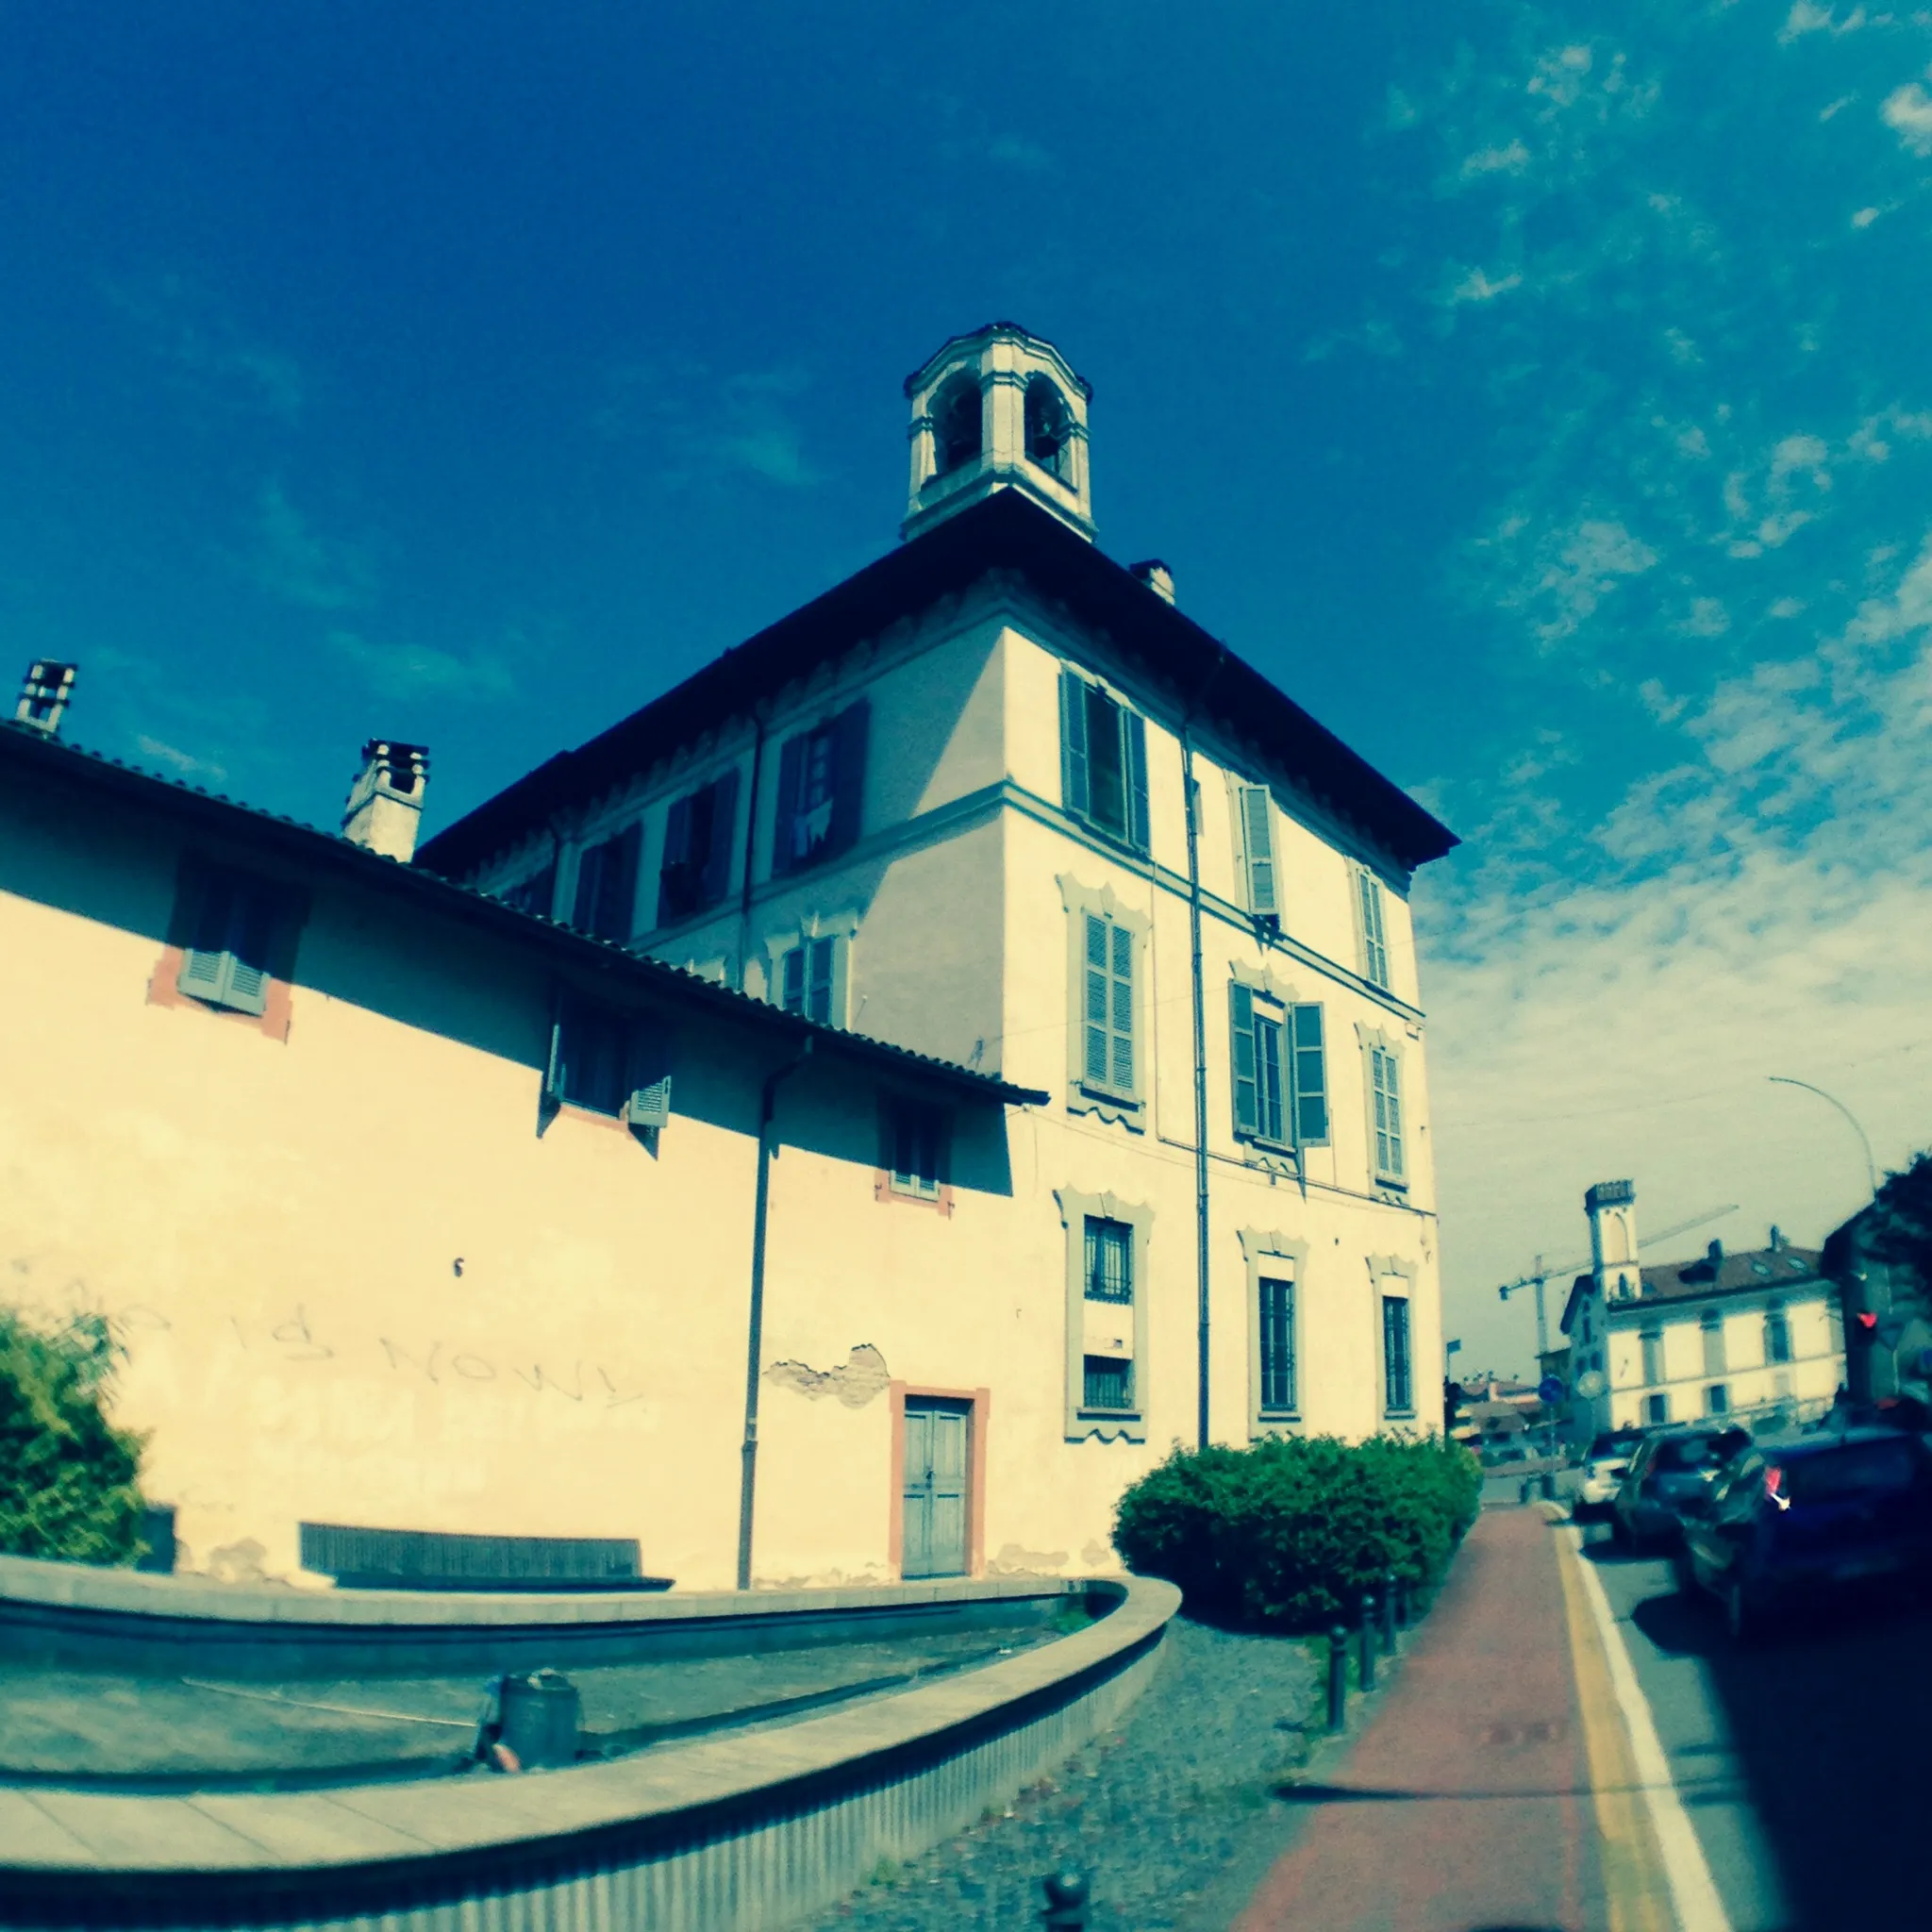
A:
0 1308 147 1565
1111 1433 1481 1631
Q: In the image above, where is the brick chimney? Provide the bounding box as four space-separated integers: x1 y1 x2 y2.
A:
14 660 76 736
341 740 429 862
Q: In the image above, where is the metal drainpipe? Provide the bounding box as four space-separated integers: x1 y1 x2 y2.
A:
733 708 768 993
1182 727 1210 1453
737 1035 813 1591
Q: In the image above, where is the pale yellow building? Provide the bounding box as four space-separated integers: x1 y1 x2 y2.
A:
1561 1180 1844 1440
0 325 1460 1591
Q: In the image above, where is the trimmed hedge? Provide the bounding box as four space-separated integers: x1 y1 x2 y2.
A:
0 1308 147 1565
1112 1433 1483 1631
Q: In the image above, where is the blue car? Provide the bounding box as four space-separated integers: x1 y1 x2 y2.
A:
1678 1427 1932 1641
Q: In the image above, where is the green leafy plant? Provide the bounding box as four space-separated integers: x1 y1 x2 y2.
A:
0 1307 148 1565
1111 1433 1480 1631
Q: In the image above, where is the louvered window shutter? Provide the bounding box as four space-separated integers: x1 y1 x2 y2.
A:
224 887 275 1016
828 701 869 857
1059 669 1090 822
1382 1050 1404 1175
1241 786 1276 915
1082 915 1110 1088
1359 874 1390 988
1290 1004 1329 1143
808 936 836 1024
657 794 693 924
600 824 641 941
781 945 805 1014
1229 982 1258 1137
572 843 603 931
699 768 740 908
1108 920 1134 1091
772 734 807 875
1124 710 1150 854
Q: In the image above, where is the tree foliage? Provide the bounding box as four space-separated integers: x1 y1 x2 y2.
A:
0 1307 147 1564
1111 1432 1482 1631
1867 1152 1932 1293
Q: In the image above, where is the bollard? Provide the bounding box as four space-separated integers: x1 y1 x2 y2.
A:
1541 1471 1557 1501
1358 1591 1377 1691
1519 1476 1532 1506
1380 1572 1398 1656
1393 1576 1410 1628
1327 1624 1349 1732
1041 1870 1089 1929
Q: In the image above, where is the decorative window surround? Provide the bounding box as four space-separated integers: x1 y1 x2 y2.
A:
1354 864 1393 993
1356 1021 1408 1197
1057 1187 1153 1442
1241 1228 1309 1436
1058 876 1148 1128
1368 1252 1421 1422
761 909 858 1028
1367 1252 1429 1422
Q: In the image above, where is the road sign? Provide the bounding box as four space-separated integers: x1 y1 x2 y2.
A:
1537 1375 1565 1403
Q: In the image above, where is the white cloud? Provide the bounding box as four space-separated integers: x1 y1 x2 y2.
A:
1425 555 1932 1368
1485 514 1658 647
1445 265 1524 305
597 360 824 489
1881 79 1932 154
250 483 376 611
1852 204 1883 225
135 735 227 784
1459 139 1531 179
326 629 514 702
1675 595 1730 637
988 134 1053 171
1779 3 1869 42
102 273 304 422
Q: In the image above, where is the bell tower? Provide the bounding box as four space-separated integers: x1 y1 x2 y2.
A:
901 323 1094 543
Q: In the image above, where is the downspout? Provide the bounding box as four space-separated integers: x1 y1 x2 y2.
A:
737 1034 813 1591
1182 644 1231 1454
1182 726 1211 1453
734 707 768 993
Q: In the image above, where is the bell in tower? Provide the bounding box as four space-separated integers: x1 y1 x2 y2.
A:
901 323 1094 543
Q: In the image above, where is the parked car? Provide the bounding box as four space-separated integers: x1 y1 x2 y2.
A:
1575 1429 1647 1522
1677 1428 1932 1641
1610 1424 1751 1550
1483 1442 1530 1467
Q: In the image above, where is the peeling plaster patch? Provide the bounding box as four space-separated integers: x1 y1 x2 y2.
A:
763 1343 890 1407
754 1564 891 1591
989 1541 1070 1577
1080 1541 1118 1572
206 1538 270 1584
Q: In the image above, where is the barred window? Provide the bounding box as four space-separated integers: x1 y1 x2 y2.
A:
1258 1275 1296 1414
1085 1216 1133 1305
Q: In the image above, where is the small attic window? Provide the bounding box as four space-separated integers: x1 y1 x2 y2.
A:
933 374 983 476
1024 375 1072 477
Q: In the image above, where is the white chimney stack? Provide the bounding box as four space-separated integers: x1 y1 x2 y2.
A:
1129 558 1176 605
342 740 429 862
15 660 76 736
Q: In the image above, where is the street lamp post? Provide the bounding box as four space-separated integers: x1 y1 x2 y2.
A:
1768 1076 1879 1198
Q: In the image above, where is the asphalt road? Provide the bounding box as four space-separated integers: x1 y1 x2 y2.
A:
1579 1513 1932 1932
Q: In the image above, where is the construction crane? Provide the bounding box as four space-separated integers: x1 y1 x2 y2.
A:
1498 1203 1740 1358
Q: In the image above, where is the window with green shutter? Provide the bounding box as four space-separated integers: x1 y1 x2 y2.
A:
1358 872 1391 990
1370 1043 1405 1181
781 935 838 1024
1083 913 1135 1096
1231 983 1328 1149
1239 784 1277 920
572 824 641 942
1059 669 1150 855
176 871 279 1016
1258 1275 1296 1413
1382 1295 1413 1414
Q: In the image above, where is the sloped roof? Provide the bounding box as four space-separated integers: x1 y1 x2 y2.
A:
0 722 1047 1109
415 488 1458 880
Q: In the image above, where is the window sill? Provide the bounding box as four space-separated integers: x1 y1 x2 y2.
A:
1076 1407 1142 1423
1065 808 1150 862
1257 1410 1301 1425
1383 1408 1418 1422
874 1171 955 1217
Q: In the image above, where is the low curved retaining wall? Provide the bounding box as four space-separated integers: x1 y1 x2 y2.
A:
0 1560 1180 1931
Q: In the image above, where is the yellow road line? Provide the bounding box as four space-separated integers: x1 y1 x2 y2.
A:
1554 1525 1677 1932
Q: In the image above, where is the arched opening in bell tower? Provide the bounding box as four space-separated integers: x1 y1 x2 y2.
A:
932 373 984 476
1024 375 1072 478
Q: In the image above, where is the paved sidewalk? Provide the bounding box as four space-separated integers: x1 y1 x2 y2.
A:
1235 1507 1620 1932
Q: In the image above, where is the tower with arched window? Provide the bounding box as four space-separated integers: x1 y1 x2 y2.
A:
901 323 1094 542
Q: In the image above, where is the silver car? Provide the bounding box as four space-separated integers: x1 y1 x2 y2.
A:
1612 1425 1751 1549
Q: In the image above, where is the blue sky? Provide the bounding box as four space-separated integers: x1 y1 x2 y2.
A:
8 3 1930 1372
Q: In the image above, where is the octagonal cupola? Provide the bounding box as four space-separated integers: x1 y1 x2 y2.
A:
901 323 1094 542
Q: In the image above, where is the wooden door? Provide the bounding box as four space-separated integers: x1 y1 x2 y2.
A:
902 1399 970 1578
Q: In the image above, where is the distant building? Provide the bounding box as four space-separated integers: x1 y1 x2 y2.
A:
1560 1180 1843 1441
1824 1192 1931 1413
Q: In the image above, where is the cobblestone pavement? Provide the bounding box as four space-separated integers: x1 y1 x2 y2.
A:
806 1617 1320 1932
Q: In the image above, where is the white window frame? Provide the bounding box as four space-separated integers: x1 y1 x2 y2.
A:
1356 1022 1407 1191
1058 667 1152 857
1229 962 1330 1159
1241 1229 1309 1435
1057 1188 1153 1442
1058 875 1148 1127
